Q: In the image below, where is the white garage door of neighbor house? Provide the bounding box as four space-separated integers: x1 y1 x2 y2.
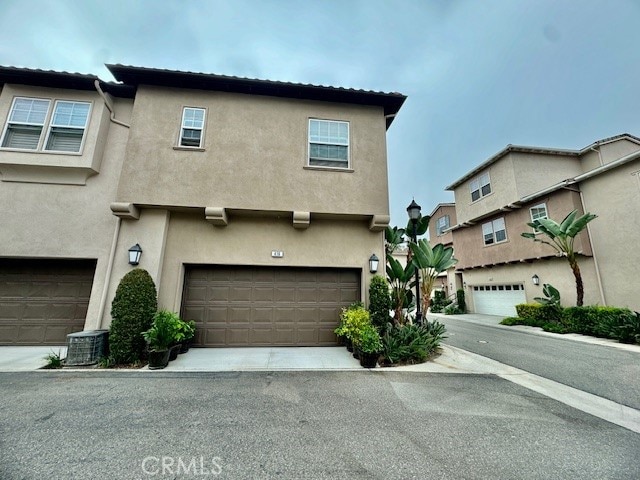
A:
472 284 526 317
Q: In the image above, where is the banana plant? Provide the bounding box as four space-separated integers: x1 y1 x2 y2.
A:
385 226 406 256
409 239 458 312
534 283 561 307
405 215 430 239
386 255 415 325
522 209 597 306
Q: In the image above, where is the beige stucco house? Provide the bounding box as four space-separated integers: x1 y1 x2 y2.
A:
0 65 405 346
443 134 640 316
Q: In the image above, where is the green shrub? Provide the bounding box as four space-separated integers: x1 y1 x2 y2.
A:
561 307 597 335
456 289 466 313
589 307 638 343
368 275 392 330
108 268 158 365
515 303 543 321
380 321 446 365
444 304 464 315
356 324 383 354
500 316 526 326
429 290 446 313
542 322 568 333
334 304 371 342
143 310 180 352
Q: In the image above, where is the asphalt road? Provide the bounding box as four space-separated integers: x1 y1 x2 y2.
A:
1 371 639 480
434 315 640 410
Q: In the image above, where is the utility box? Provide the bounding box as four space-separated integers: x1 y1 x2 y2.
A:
65 330 109 366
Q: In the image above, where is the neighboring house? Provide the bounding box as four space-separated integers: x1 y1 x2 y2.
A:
0 64 405 346
427 203 460 300
443 134 640 316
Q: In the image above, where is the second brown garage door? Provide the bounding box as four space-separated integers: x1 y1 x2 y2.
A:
181 265 361 347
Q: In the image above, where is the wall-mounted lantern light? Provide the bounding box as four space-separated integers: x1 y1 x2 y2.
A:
532 274 540 286
369 254 379 273
128 243 142 266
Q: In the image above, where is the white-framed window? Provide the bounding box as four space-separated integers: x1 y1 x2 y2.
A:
180 107 206 148
308 119 349 169
436 215 450 236
1 97 51 150
530 203 548 222
482 217 506 245
470 172 491 202
1 97 91 153
44 100 91 152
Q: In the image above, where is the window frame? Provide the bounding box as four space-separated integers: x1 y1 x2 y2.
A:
436 215 450 236
0 96 52 151
529 203 548 222
43 100 92 153
482 217 507 246
307 118 350 170
178 106 206 149
469 172 492 202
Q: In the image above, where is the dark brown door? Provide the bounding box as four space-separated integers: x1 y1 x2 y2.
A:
181 265 361 347
0 259 95 345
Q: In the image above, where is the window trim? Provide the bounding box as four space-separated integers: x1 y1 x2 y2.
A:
178 106 207 149
43 100 92 153
469 172 492 203
529 203 548 235
307 118 350 170
1 96 92 155
482 217 507 246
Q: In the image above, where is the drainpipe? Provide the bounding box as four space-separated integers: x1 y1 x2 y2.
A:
578 191 606 306
590 146 604 166
94 80 130 129
97 217 121 329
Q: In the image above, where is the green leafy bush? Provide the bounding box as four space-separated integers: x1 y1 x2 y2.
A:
535 283 561 307
380 321 446 365
560 306 597 335
108 268 158 365
356 324 383 354
514 303 562 325
143 310 180 352
500 316 526 326
515 303 543 321
430 290 451 313
456 289 466 313
334 303 371 342
444 304 464 315
368 275 392 330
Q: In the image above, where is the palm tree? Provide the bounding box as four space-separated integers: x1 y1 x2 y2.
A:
409 240 458 312
522 209 597 306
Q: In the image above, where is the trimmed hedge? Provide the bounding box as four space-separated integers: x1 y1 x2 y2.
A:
505 303 639 344
368 275 392 330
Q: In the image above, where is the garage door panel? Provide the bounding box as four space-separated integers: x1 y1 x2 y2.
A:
183 266 360 347
473 285 526 317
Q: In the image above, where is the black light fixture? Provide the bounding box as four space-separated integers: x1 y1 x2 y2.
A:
369 254 379 273
406 199 422 324
128 243 142 266
532 274 540 286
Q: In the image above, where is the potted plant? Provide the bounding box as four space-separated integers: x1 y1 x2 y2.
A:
357 324 382 368
334 303 370 353
177 319 196 353
142 310 176 369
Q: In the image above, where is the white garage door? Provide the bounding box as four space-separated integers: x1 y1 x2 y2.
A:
472 284 526 317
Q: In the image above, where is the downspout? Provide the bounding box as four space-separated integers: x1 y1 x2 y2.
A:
590 146 604 166
94 80 130 129
578 191 606 306
97 217 121 329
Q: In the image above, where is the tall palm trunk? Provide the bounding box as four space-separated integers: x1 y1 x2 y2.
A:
568 257 584 307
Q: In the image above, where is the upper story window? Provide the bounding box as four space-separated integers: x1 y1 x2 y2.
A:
180 107 206 148
470 172 491 202
308 119 349 169
530 203 548 222
436 215 450 236
0 97 90 153
482 217 506 245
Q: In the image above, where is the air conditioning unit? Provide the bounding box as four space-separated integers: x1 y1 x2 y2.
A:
65 330 109 367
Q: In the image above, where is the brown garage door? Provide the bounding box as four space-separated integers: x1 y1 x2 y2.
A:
0 259 96 345
181 265 361 347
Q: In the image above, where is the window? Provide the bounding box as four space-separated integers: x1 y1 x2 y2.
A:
44 101 91 152
1 97 50 150
308 119 349 168
530 203 548 222
180 107 206 148
1 97 90 153
436 215 450 236
470 172 491 202
482 217 506 245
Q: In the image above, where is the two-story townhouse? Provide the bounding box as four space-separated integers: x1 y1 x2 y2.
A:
0 67 134 345
0 64 406 347
427 203 459 298
444 134 640 316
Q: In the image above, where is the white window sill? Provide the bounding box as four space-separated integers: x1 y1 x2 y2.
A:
0 146 83 156
470 190 493 205
304 165 354 173
173 146 206 152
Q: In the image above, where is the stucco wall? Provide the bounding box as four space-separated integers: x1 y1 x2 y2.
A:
461 256 599 311
116 86 389 216
512 152 581 198
579 160 640 310
429 204 456 246
452 189 590 269
0 89 133 330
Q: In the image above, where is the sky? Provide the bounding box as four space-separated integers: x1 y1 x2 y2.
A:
2 0 640 226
